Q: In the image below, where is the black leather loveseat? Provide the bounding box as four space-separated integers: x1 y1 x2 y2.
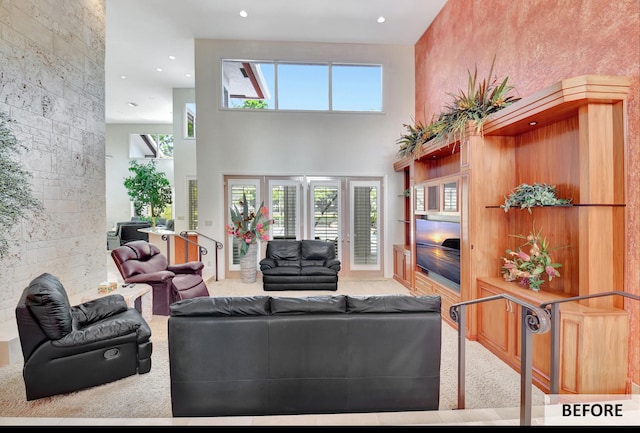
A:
259 240 341 291
168 294 441 417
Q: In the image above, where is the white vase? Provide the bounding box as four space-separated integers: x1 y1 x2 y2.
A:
239 243 258 283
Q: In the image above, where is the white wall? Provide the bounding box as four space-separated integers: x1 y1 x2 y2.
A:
194 39 415 279
171 88 197 234
105 124 174 230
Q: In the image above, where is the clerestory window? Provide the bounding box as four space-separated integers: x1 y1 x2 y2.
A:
221 60 383 112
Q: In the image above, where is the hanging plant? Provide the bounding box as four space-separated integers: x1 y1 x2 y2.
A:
0 112 44 258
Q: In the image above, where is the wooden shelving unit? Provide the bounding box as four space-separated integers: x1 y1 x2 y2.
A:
394 75 632 394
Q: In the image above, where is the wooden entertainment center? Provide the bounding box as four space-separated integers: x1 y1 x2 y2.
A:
393 75 632 395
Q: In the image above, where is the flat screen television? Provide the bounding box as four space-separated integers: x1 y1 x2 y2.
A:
415 218 461 291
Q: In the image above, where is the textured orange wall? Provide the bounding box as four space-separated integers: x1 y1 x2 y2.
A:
415 0 640 387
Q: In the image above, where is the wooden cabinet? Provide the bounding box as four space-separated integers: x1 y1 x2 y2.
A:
478 277 629 394
393 244 411 289
394 75 632 395
415 271 460 329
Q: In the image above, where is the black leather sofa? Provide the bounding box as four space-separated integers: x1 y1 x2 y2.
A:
15 273 153 400
168 294 441 417
259 240 341 291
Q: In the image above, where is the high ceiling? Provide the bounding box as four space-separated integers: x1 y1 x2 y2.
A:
105 0 448 124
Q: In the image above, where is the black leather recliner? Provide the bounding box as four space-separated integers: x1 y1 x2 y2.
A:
259 240 341 291
15 273 153 400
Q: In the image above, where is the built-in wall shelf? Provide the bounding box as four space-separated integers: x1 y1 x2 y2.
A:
392 75 632 396
486 203 626 209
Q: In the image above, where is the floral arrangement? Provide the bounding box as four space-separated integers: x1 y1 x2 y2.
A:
226 193 273 257
501 225 565 291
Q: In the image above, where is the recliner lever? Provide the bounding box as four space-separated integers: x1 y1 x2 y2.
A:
104 348 120 359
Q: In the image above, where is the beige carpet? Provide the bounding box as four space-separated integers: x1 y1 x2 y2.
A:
0 278 544 418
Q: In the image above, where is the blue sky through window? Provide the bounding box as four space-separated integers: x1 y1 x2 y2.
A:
253 62 382 112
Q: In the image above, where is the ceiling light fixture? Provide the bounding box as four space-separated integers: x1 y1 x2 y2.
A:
377 16 386 23
156 68 163 72
127 102 138 108
168 55 176 60
120 75 127 79
239 10 248 18
185 73 192 78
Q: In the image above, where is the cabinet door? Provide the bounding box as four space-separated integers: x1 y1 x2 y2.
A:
513 307 552 389
477 283 514 361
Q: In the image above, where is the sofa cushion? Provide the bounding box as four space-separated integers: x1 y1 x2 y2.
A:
267 241 301 261
170 296 270 316
300 266 339 277
271 295 347 314
262 266 302 276
275 260 301 268
301 260 325 267
24 273 73 340
301 240 335 260
347 295 441 314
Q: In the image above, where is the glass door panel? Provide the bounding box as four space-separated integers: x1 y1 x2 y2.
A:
350 180 380 271
308 181 341 260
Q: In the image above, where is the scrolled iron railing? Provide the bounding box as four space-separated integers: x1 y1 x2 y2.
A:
157 230 224 281
539 291 640 399
449 294 551 426
451 290 639 426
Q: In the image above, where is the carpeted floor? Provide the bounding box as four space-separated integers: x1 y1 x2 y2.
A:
0 278 545 418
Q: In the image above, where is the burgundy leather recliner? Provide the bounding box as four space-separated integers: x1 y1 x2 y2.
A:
111 240 210 315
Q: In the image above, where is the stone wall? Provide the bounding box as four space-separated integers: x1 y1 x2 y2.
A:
0 0 106 322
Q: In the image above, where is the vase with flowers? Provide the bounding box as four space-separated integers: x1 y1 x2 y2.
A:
226 193 274 283
500 224 566 291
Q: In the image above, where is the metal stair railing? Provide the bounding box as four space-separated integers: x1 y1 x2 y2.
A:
539 291 640 400
157 231 223 282
179 230 224 281
449 295 551 426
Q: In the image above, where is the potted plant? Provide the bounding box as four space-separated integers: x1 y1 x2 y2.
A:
123 159 172 227
0 112 43 258
226 193 273 283
501 183 572 213
396 56 520 157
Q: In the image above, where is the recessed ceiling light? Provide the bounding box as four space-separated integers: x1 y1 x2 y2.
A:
377 16 386 23
185 73 192 78
239 10 248 18
156 68 163 72
127 102 138 108
120 75 127 79
529 121 538 126
168 55 176 60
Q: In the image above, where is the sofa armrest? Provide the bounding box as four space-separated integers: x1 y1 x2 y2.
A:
168 261 204 275
259 258 277 271
326 258 341 271
126 270 175 284
52 319 141 347
71 294 129 325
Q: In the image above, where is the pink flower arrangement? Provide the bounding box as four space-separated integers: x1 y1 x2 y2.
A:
501 225 565 291
226 193 273 257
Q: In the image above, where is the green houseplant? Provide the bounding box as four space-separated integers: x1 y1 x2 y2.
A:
0 112 43 258
396 56 520 158
501 183 572 213
123 159 172 227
